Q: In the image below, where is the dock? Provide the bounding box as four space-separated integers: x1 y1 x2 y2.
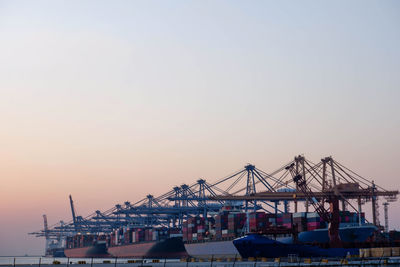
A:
2 257 400 267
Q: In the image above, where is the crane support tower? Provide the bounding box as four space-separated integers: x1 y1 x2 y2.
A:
383 202 389 232
43 215 50 255
286 159 341 247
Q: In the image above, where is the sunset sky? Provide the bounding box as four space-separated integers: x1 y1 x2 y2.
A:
0 1 399 256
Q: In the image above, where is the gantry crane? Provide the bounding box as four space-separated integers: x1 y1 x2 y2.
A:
42 215 50 255
286 162 341 247
30 155 399 254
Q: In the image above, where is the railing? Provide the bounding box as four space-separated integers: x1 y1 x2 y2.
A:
1 255 400 266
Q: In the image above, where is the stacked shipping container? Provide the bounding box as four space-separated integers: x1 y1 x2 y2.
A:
215 212 229 239
105 209 368 247
306 212 323 231
109 227 181 246
228 212 246 238
293 212 308 232
183 216 206 242
277 213 293 229
339 211 365 223
66 234 107 249
249 212 269 232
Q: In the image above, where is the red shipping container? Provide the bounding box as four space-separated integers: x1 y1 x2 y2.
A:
307 222 320 227
307 226 318 231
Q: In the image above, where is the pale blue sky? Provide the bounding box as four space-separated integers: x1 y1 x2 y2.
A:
0 0 399 256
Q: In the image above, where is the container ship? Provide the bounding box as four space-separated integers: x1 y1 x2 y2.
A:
107 227 187 258
64 234 109 258
233 222 379 258
233 211 379 258
45 244 66 257
181 208 377 259
44 238 66 257
182 210 242 259
63 208 379 259
64 228 187 258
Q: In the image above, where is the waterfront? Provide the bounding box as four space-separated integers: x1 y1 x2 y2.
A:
2 256 400 267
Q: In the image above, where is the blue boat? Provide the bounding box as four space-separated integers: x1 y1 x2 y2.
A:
233 234 361 258
280 223 377 244
233 223 377 258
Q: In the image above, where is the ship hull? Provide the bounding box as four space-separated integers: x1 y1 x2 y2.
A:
233 224 377 258
108 237 188 258
278 224 377 244
64 243 109 258
46 248 66 257
233 234 360 258
184 240 240 259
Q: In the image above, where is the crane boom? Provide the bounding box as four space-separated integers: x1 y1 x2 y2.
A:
286 162 341 247
292 173 330 222
69 195 77 230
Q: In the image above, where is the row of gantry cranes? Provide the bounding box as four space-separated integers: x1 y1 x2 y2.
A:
30 155 399 253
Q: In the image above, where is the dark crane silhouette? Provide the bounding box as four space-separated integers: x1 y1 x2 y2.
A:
286 161 341 247
69 195 78 232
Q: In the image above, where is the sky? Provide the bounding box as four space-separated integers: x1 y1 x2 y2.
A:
0 0 399 256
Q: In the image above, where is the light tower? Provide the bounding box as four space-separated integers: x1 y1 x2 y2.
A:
42 215 50 256
383 202 389 232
